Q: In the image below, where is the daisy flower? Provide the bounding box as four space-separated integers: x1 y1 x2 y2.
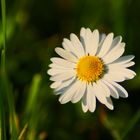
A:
48 27 136 113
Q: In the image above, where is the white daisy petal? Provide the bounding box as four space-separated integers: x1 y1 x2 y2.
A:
91 29 99 55
50 57 76 68
102 79 119 99
108 65 136 75
105 97 114 110
123 61 135 67
48 68 74 76
62 39 79 59
97 33 114 57
99 33 106 45
103 73 125 82
111 55 135 64
80 28 99 55
50 71 75 81
81 91 88 113
96 34 106 54
62 41 71 52
85 29 99 55
83 28 94 55
49 63 72 70
80 28 92 54
107 67 136 81
71 82 86 103
82 102 88 113
97 80 110 97
110 81 128 98
87 84 96 112
122 69 136 79
50 81 62 89
70 33 85 57
80 27 86 49
108 36 122 51
63 38 80 58
94 83 107 104
55 47 77 62
103 43 125 64
55 77 76 94
108 61 135 68
59 80 81 104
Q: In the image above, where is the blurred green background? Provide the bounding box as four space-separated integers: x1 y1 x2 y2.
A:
0 0 140 140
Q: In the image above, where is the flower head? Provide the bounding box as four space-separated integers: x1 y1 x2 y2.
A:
48 27 136 113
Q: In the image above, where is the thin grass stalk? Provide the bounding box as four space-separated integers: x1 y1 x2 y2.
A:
121 109 140 139
1 0 6 73
25 74 42 140
0 0 7 139
1 0 18 139
0 96 6 140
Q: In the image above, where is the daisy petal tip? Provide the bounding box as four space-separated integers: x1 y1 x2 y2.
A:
82 104 88 113
106 103 114 110
50 84 56 89
124 94 128 98
93 29 98 32
119 35 122 40
70 33 75 38
89 108 96 113
47 70 50 75
81 27 86 31
110 106 114 110
54 47 60 52
59 98 65 104
83 109 88 113
121 42 126 47
93 29 99 35
63 38 67 42
133 71 136 75
120 92 128 98
110 32 114 37
116 96 119 99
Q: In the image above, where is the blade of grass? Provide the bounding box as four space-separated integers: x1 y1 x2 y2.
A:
18 123 28 140
1 49 5 74
0 0 7 139
1 0 6 72
0 94 6 140
1 74 18 139
1 0 18 139
103 117 121 140
0 76 18 140
25 74 42 114
100 108 121 140
24 74 42 140
121 109 140 139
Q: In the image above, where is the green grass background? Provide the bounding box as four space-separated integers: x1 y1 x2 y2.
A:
0 0 140 139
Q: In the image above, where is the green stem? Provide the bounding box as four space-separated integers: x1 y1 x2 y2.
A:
0 97 6 140
18 124 28 140
1 49 5 75
0 0 6 140
103 117 121 140
25 74 42 140
1 0 18 139
121 109 140 139
1 0 6 73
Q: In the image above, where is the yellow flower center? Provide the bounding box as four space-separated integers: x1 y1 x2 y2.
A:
76 55 104 83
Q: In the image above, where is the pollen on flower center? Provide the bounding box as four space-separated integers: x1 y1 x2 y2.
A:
76 55 104 83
